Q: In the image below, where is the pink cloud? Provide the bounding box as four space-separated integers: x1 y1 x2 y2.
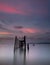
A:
0 2 48 15
0 3 29 15
14 27 40 33
0 2 35 15
21 28 40 33
14 26 23 29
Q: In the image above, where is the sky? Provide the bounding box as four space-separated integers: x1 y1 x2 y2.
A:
0 0 50 42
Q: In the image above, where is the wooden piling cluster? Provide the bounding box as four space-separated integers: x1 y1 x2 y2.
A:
14 36 26 53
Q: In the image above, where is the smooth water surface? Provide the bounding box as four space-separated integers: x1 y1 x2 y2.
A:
0 39 50 65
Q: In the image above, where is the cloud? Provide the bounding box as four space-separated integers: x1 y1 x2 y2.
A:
21 28 37 33
0 2 48 15
14 26 40 33
45 32 50 35
0 19 9 25
14 26 23 29
0 3 32 15
0 23 15 33
0 3 23 15
0 23 24 35
0 23 13 35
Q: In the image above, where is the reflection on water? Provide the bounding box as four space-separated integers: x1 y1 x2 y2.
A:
0 39 50 65
14 47 26 65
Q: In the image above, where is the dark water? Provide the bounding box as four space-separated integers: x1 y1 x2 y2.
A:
0 39 50 65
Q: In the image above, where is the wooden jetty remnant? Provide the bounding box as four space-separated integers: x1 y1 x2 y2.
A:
14 36 26 53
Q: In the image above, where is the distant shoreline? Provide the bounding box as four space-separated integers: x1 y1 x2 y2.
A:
0 37 50 44
28 42 50 44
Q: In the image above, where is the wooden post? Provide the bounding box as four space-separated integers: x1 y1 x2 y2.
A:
27 43 29 52
24 36 26 51
14 36 17 53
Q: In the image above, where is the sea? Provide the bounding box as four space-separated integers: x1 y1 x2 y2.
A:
0 39 50 65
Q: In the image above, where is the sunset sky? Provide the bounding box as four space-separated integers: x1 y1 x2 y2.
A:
0 0 50 42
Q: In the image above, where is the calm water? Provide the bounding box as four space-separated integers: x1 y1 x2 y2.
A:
0 39 50 65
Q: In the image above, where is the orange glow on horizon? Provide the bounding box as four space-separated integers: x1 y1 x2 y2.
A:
0 32 13 35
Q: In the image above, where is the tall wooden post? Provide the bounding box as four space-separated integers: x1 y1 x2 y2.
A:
24 36 26 51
